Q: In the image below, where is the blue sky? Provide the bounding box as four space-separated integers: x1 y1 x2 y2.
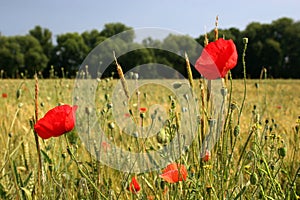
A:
0 0 299 39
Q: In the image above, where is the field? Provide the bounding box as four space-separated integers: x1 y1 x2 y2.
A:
0 77 299 199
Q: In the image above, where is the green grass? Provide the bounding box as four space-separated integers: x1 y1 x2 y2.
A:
0 78 299 199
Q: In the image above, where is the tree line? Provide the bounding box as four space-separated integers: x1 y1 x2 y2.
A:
0 17 300 79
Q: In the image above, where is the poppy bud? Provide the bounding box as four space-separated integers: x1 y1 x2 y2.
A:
107 102 113 109
250 173 258 185
171 99 176 109
243 37 248 44
16 89 22 99
157 129 168 144
230 103 238 110
18 103 23 108
62 152 67 159
140 113 145 119
221 87 227 97
29 118 34 129
108 122 115 129
206 186 212 194
234 125 240 137
278 147 287 158
85 107 93 115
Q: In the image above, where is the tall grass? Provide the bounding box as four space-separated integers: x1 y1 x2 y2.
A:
0 72 299 199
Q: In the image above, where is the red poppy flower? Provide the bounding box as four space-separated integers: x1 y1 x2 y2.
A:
202 149 211 162
128 177 141 193
2 93 8 98
276 105 282 109
195 38 238 80
159 163 188 183
34 105 78 139
139 107 147 113
101 141 110 152
124 113 131 118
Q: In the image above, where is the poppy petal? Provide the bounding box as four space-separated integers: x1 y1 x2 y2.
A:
128 177 141 193
34 105 77 139
160 163 187 183
195 38 238 80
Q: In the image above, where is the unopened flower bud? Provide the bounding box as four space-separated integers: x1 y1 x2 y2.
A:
16 89 22 99
108 122 115 129
234 125 240 137
278 147 287 158
107 103 113 109
220 87 227 97
140 113 145 119
250 173 258 185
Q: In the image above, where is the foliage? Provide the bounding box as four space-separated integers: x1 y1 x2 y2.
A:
1 18 300 78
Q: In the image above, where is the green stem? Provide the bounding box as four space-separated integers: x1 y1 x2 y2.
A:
65 136 108 200
238 39 248 125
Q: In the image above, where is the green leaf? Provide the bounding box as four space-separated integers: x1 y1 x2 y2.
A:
41 149 52 164
23 171 33 187
20 187 32 200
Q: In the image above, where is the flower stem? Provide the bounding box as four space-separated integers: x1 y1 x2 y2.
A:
238 38 248 125
33 73 43 198
65 135 108 200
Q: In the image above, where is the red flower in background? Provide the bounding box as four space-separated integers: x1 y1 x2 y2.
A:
195 38 238 80
34 105 77 139
101 141 110 152
128 177 141 193
2 93 8 98
160 163 188 183
139 107 147 113
124 113 131 118
202 149 211 162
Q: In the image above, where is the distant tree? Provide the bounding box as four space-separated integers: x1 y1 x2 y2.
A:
117 45 155 77
50 33 89 77
0 35 47 77
2 17 300 79
242 22 272 78
0 36 24 77
261 38 282 77
100 23 134 42
15 35 48 76
284 21 300 78
29 26 53 58
81 29 106 50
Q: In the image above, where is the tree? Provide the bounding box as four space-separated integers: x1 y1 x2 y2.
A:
15 35 48 76
261 39 282 77
81 29 106 50
0 36 24 77
0 35 47 77
100 23 134 42
284 21 300 78
50 33 89 77
29 26 53 58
